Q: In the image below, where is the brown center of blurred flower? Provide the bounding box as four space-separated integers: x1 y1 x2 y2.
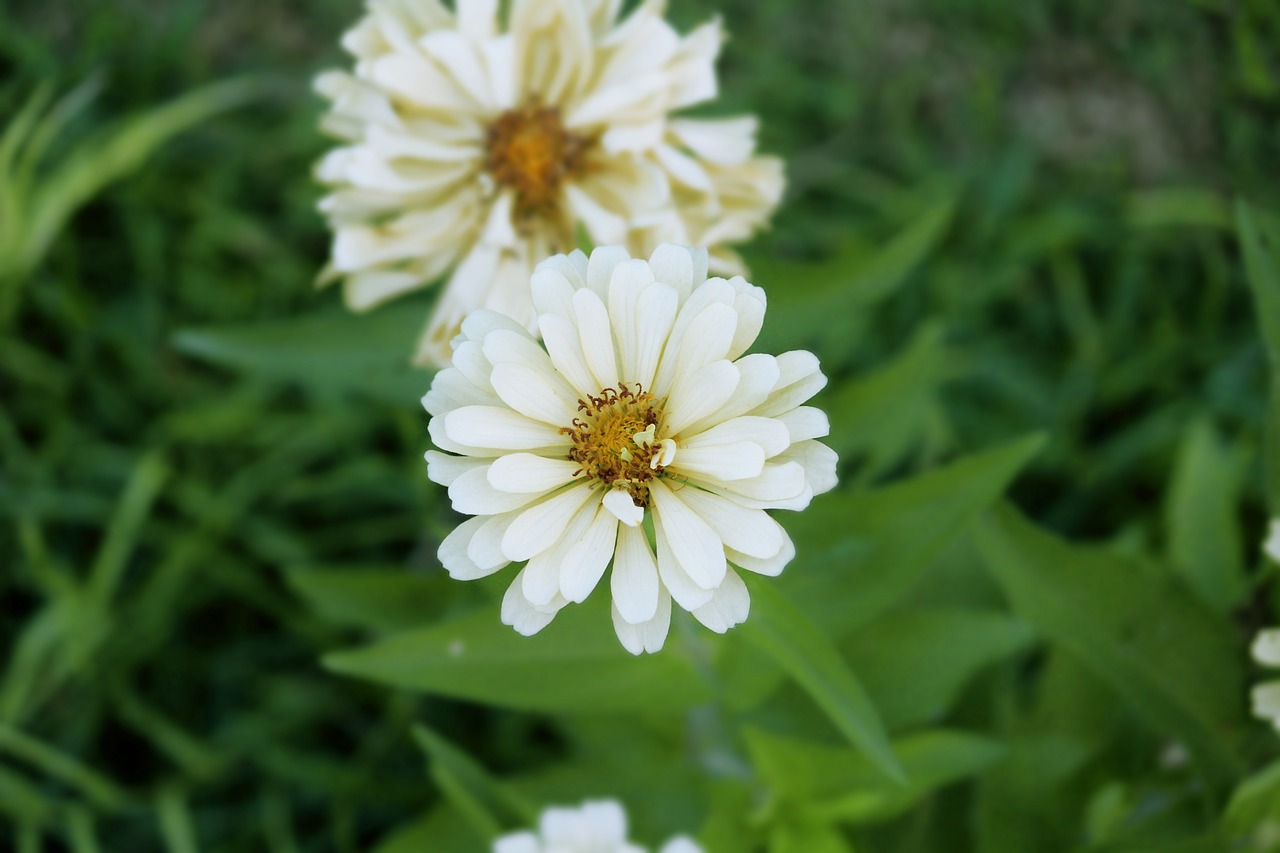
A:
561 384 673 507
485 105 588 219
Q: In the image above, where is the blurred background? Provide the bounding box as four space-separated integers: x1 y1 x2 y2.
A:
3 0 1280 850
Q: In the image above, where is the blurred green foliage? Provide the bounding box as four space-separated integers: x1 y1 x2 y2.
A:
3 0 1280 851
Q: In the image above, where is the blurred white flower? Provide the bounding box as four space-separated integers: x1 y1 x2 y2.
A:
424 244 835 654
1266 518 1280 564
493 799 701 853
1252 629 1280 730
315 0 783 366
1250 521 1280 730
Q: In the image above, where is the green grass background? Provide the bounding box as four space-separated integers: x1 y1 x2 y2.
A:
3 0 1280 850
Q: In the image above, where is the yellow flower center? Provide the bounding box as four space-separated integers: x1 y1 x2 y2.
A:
561 384 672 507
484 105 588 220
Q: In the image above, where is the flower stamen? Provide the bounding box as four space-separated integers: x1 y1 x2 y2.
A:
485 105 589 220
560 383 668 506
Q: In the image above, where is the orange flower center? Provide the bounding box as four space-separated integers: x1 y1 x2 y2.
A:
561 384 669 506
484 105 588 219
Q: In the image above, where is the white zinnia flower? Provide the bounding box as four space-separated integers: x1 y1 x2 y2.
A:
1252 520 1280 729
424 244 836 654
316 0 784 366
493 799 701 853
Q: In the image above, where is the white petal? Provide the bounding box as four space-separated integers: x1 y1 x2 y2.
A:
647 243 698 295
530 267 577 319
664 360 739 436
1266 519 1280 563
692 568 750 633
502 484 598 561
560 504 620 603
448 465 549 515
688 353 780 429
674 487 784 559
659 837 705 853
501 572 564 636
727 276 766 360
466 511 519 571
540 312 598 399
776 406 830 442
655 301 738 400
487 453 581 493
1253 681 1280 725
444 406 569 452
670 441 764 482
612 523 659 623
438 516 507 580
424 451 485 487
1254 630 1280 667
493 832 540 853
607 259 656 381
681 415 791 459
521 546 563 607
573 288 620 389
728 525 795 577
489 361 579 425
651 480 726 590
692 461 809 509
585 245 633 300
603 487 645 526
654 515 714 611
631 282 679 391
777 440 839 496
751 350 828 417
611 587 671 655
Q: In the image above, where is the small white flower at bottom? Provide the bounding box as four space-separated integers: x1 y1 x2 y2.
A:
492 800 701 853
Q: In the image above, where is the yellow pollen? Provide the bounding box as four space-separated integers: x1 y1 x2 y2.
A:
560 384 667 506
484 105 588 219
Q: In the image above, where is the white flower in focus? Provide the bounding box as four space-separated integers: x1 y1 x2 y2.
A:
493 800 701 853
316 0 784 366
424 244 836 654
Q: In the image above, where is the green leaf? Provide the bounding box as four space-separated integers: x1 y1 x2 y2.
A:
324 596 708 713
1125 188 1230 230
782 433 1046 634
1224 758 1280 842
823 322 953 480
173 300 432 405
739 576 904 783
976 503 1244 783
372 810 484 853
1236 200 1280 511
411 725 535 842
843 607 1035 731
285 566 463 634
752 195 956 363
1163 419 1246 613
716 434 1044 709
746 727 1003 825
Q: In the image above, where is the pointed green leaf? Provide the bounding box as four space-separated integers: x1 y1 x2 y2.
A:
1164 419 1245 613
411 725 535 842
173 300 431 405
977 503 1243 783
324 596 708 713
740 576 904 783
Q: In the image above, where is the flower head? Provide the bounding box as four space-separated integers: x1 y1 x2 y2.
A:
424 244 836 654
493 799 701 853
316 0 783 365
